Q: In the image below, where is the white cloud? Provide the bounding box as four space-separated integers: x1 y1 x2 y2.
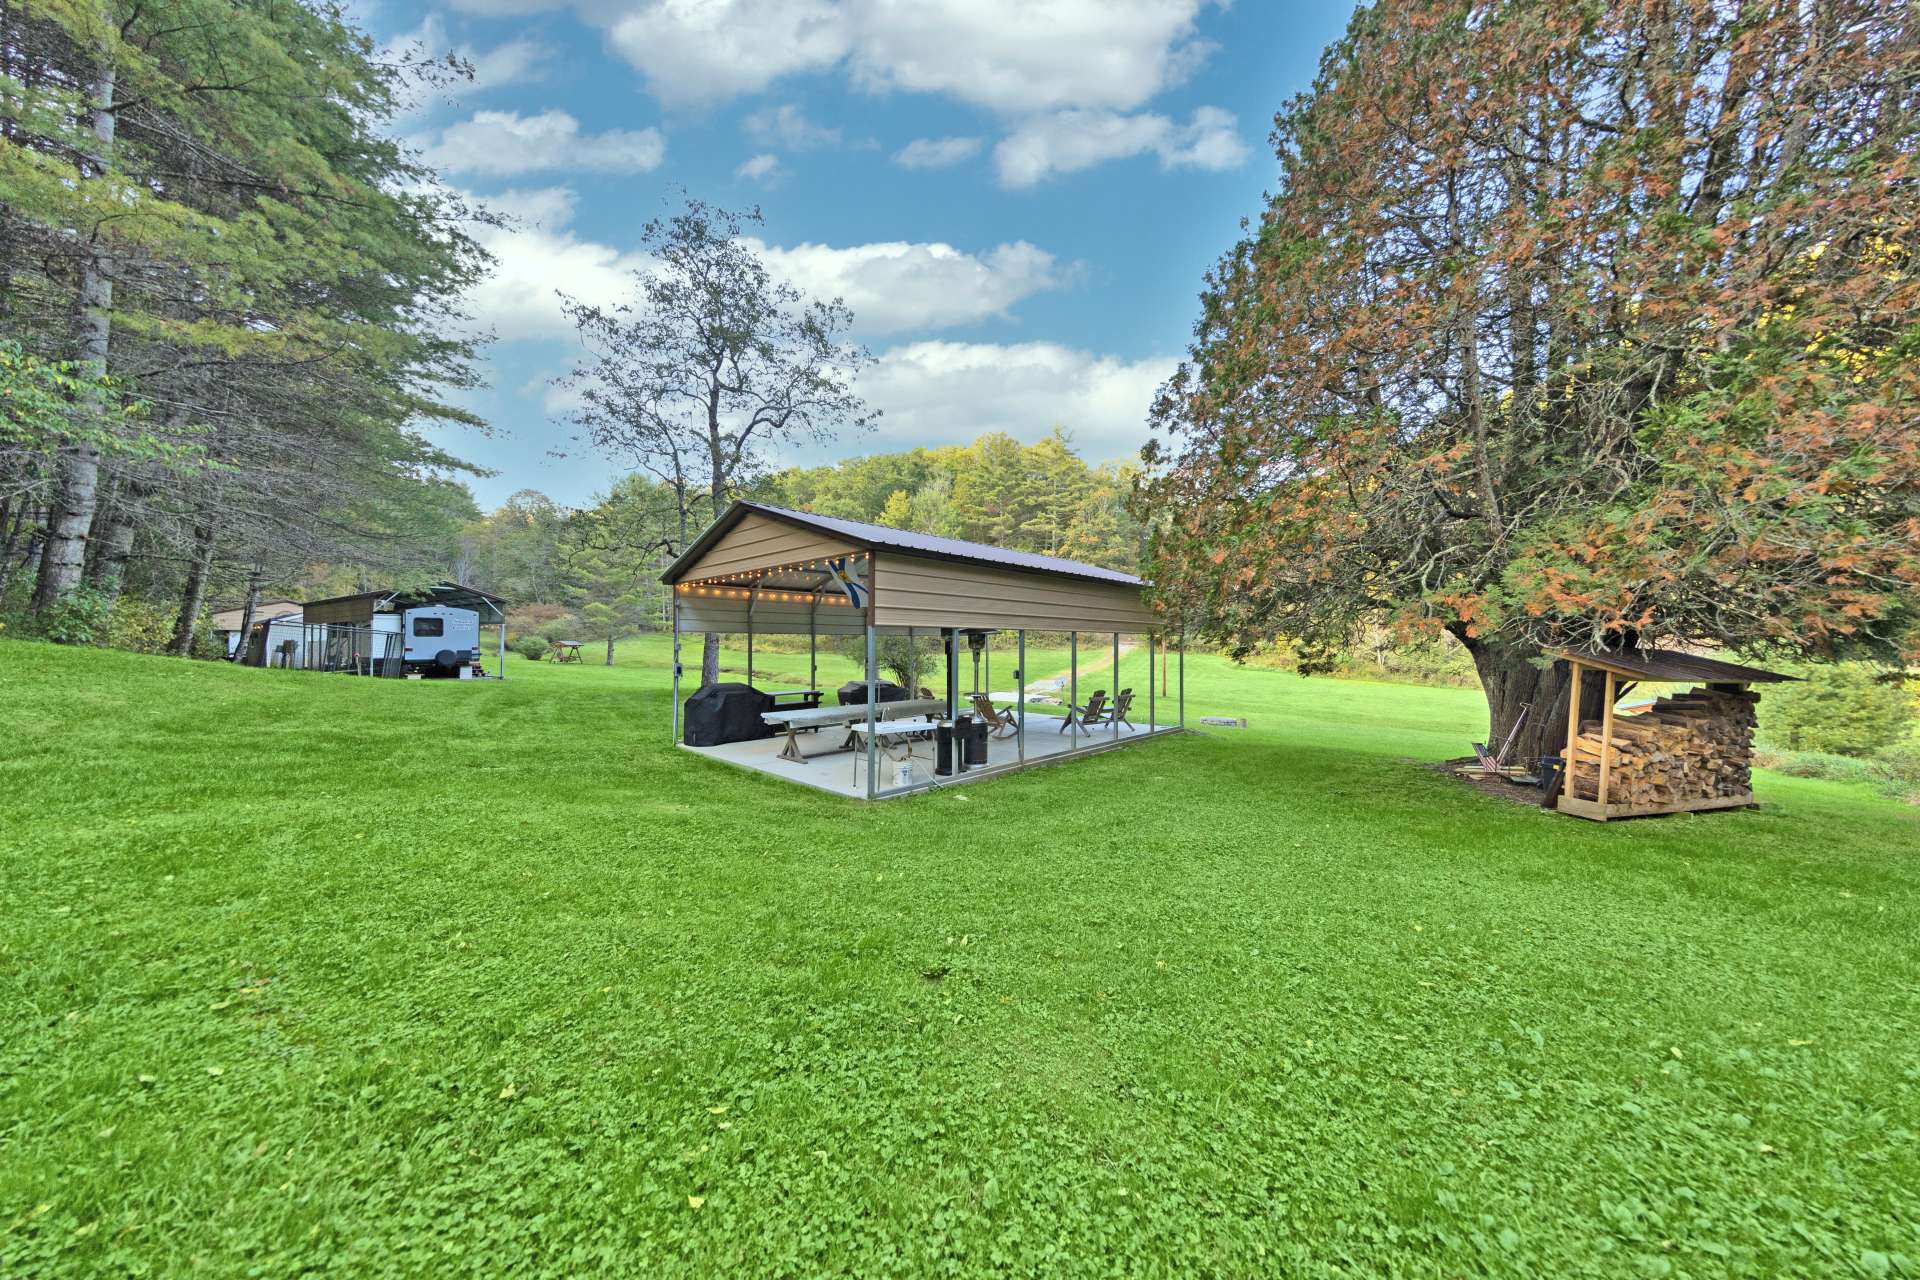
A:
608 0 848 107
527 1 1211 114
751 240 1069 334
462 200 1063 342
735 153 785 184
461 187 648 341
994 105 1247 188
856 341 1173 462
846 0 1214 116
893 136 982 170
420 109 665 177
744 103 841 150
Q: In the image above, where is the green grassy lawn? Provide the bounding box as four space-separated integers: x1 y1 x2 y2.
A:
2 637 1916 1277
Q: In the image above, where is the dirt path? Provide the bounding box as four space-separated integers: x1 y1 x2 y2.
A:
1033 641 1139 685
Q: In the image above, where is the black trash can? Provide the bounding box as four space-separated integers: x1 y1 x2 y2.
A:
935 721 955 776
1537 755 1567 805
953 715 972 772
963 718 989 767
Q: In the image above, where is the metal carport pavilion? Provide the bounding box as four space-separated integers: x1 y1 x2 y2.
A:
661 502 1184 799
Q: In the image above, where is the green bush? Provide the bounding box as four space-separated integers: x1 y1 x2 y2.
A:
512 634 548 661
103 596 179 654
1874 738 1920 801
1758 662 1915 757
36 586 113 645
1759 748 1885 785
1752 736 1920 804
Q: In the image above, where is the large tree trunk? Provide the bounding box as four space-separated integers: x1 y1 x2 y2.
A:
701 453 725 687
81 471 118 581
229 571 262 665
33 59 117 610
0 495 24 597
1460 635 1613 768
169 511 219 656
85 471 145 605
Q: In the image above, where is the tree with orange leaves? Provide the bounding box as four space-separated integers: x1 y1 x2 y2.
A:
1141 0 1919 763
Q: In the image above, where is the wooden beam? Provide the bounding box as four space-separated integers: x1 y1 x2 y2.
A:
1563 660 1583 798
1598 671 1616 808
1557 792 1756 821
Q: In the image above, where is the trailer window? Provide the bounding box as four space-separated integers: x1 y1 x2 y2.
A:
412 617 444 637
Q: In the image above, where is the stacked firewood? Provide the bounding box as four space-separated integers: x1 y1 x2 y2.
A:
1566 686 1758 807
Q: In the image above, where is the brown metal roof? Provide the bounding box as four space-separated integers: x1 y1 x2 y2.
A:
663 501 1144 587
209 601 304 631
301 582 508 619
1548 647 1798 684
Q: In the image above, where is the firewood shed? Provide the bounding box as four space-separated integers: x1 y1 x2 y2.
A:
1547 648 1798 822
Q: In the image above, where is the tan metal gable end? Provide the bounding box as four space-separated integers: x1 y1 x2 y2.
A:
871 553 1156 632
681 510 858 581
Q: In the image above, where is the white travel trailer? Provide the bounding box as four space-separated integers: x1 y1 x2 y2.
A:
399 605 481 676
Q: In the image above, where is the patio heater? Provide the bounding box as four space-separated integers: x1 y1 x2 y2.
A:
966 629 988 693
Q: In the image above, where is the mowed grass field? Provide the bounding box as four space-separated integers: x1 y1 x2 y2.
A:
2 637 1916 1278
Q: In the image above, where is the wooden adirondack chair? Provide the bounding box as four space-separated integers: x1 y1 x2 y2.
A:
1058 690 1106 732
1093 687 1136 730
970 693 1018 738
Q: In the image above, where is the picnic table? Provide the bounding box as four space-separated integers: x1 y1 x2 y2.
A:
763 688 823 710
762 698 946 764
550 640 583 663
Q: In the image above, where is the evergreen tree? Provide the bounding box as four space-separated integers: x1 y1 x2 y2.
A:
0 0 491 633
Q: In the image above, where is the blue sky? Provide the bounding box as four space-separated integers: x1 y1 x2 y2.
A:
366 1 1359 508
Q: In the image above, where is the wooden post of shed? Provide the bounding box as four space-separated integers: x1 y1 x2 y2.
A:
1598 671 1616 809
1563 659 1583 797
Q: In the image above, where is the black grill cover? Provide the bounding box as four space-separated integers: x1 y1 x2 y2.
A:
684 683 775 746
837 680 908 706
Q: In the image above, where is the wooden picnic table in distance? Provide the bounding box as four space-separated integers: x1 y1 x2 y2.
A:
550 640 583 663
764 688 823 710
762 698 945 764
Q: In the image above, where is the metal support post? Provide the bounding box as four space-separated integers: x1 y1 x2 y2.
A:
1016 630 1026 763
865 623 879 800
1148 631 1156 733
1070 632 1079 751
671 601 682 744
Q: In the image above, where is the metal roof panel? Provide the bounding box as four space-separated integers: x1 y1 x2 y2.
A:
664 501 1145 587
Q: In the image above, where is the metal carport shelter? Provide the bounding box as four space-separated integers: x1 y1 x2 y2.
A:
660 501 1183 799
302 582 511 679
